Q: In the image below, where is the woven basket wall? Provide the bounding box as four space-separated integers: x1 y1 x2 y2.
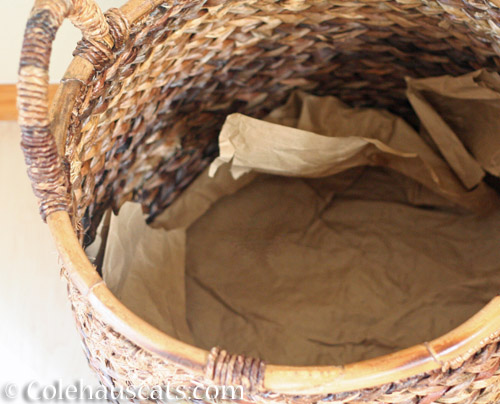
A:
18 0 500 403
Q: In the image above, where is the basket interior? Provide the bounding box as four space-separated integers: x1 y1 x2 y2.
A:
64 0 500 244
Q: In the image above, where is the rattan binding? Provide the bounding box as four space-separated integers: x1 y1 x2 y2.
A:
18 0 500 402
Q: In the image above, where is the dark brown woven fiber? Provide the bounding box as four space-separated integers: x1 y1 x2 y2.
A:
68 0 500 243
17 0 500 403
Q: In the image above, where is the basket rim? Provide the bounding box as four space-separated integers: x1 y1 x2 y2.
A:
47 0 500 395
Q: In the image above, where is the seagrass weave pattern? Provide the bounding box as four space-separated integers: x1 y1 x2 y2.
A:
68 271 500 404
18 0 500 403
18 0 112 220
63 0 500 243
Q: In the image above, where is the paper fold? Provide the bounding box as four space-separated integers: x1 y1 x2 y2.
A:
93 71 500 366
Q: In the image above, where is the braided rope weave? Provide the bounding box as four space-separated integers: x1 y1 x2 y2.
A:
19 0 500 402
17 0 128 220
63 0 500 241
66 271 500 404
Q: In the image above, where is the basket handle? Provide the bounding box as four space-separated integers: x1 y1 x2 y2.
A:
17 0 116 221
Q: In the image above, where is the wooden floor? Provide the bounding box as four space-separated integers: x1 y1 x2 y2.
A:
0 84 58 121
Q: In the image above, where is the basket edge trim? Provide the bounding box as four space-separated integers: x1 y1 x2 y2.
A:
43 0 500 395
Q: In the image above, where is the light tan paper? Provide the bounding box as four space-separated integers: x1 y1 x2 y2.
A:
98 84 500 367
99 164 259 341
407 70 500 182
152 163 258 231
210 92 499 213
185 168 500 365
101 202 194 344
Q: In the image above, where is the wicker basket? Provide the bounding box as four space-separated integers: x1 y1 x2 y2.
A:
17 0 500 402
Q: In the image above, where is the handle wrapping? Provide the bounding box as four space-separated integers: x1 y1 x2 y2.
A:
17 0 126 220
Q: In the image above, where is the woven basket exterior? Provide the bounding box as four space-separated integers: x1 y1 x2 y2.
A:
69 268 500 404
68 0 500 242
27 0 500 402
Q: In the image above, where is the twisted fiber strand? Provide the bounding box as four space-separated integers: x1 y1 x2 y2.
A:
30 0 109 40
105 8 130 49
73 8 131 71
66 0 484 230
18 0 122 220
18 7 70 220
66 0 500 240
67 0 109 42
63 267 500 404
44 0 500 402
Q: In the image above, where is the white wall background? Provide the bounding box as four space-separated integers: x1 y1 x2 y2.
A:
0 0 123 83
